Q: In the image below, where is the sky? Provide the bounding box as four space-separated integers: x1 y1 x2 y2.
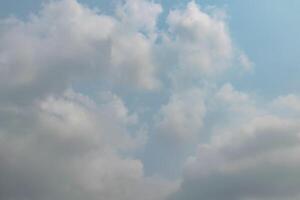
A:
1 0 300 200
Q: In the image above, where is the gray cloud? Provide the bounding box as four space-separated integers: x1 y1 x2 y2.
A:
0 0 163 106
4 1 299 200
171 86 300 200
0 89 178 200
0 0 177 199
155 88 206 144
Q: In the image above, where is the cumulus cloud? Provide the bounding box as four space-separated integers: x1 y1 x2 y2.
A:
0 89 178 200
5 0 299 200
140 88 206 178
166 1 233 75
155 88 206 144
0 0 161 105
116 0 162 35
171 86 300 200
215 83 257 117
0 1 177 199
173 117 300 200
0 0 246 99
272 94 300 114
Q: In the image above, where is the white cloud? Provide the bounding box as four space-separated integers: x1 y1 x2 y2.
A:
0 0 278 200
216 83 249 103
155 88 206 144
171 85 300 200
0 0 249 98
110 30 160 89
215 83 257 116
116 0 162 36
0 1 177 199
238 52 253 71
272 94 300 113
0 0 162 104
166 1 233 75
0 89 178 200
174 116 300 200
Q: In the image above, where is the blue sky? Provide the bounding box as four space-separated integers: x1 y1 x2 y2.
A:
1 1 300 200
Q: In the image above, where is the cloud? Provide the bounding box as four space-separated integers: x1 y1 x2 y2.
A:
153 82 256 146
3 0 288 200
155 88 206 144
165 1 233 75
272 94 300 113
0 89 178 200
0 1 187 199
215 83 257 116
173 117 300 200
238 52 253 71
116 0 162 35
0 0 248 100
171 86 300 200
0 0 162 106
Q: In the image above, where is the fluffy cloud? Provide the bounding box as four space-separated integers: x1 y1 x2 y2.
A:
0 0 246 99
154 83 254 146
116 0 162 35
155 88 206 144
171 86 300 200
0 89 177 200
6 0 298 200
166 1 233 75
0 0 161 105
0 1 181 199
272 94 300 113
173 117 300 200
